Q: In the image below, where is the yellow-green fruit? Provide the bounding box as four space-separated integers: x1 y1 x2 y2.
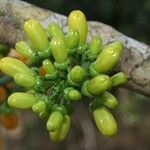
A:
8 92 37 109
15 41 33 57
70 65 85 83
58 115 71 141
111 72 127 86
94 41 123 73
0 57 31 77
100 91 118 109
42 59 55 74
93 107 117 137
68 10 88 45
32 100 46 113
46 111 63 132
66 29 79 49
67 89 81 101
87 75 112 95
49 115 71 142
47 23 64 39
24 19 49 51
89 36 102 55
14 72 36 87
49 130 60 142
50 37 68 63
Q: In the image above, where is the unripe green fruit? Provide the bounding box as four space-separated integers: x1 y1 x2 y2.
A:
70 65 85 83
8 92 37 109
88 36 102 57
65 88 81 101
46 111 63 132
58 115 71 141
32 100 46 113
87 75 112 95
24 19 49 51
49 115 71 141
14 72 36 88
15 41 33 58
66 29 79 49
47 23 64 39
0 57 31 77
42 59 55 74
68 10 87 46
111 72 127 86
100 91 118 109
94 41 123 73
50 37 68 63
93 107 117 137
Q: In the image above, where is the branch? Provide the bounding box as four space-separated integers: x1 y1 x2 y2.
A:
0 0 150 96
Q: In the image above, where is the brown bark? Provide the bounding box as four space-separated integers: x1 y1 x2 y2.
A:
0 0 150 96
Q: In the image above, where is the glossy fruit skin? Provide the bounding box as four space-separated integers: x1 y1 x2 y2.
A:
93 106 117 137
50 37 68 63
94 41 123 73
111 72 127 86
32 100 46 113
0 113 18 129
8 92 37 109
68 10 88 46
88 36 102 60
70 65 85 83
15 41 33 58
0 57 31 77
66 29 79 49
42 59 55 74
64 88 81 101
14 72 36 87
24 19 49 51
46 111 63 132
87 75 112 95
47 23 64 39
100 91 118 109
0 10 127 142
49 115 71 141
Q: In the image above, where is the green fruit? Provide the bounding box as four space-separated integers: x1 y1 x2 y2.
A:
93 107 117 137
14 72 36 87
65 88 81 101
49 130 60 142
87 75 112 95
111 72 127 86
94 41 123 73
46 111 63 132
24 19 49 51
50 37 68 63
58 115 71 141
47 23 64 39
70 65 85 83
42 59 55 74
100 91 118 109
66 29 79 49
68 10 88 46
88 36 102 57
15 41 33 57
49 115 71 142
0 57 31 77
32 100 46 113
8 92 37 109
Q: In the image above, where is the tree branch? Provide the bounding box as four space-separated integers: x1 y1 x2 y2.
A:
0 0 150 96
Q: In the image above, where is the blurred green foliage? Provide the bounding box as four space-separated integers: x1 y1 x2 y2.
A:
23 0 150 44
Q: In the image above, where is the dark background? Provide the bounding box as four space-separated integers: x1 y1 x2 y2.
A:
23 0 150 44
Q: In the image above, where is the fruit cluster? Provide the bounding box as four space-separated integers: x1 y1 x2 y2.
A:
0 10 127 141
